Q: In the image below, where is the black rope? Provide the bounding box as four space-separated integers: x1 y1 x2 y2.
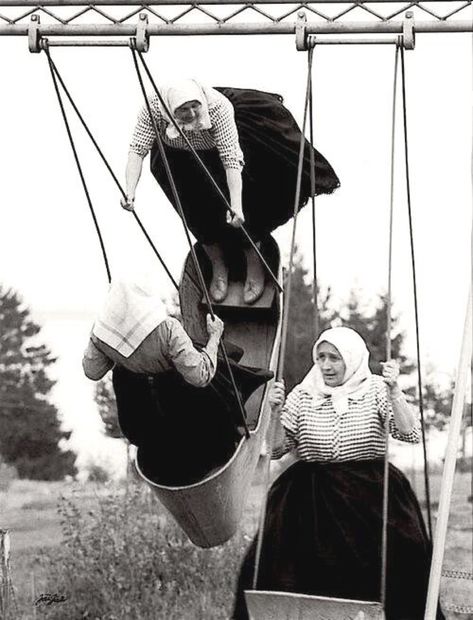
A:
308 47 319 339
45 51 179 292
130 42 249 438
252 46 315 590
45 46 111 284
400 45 433 538
134 48 282 294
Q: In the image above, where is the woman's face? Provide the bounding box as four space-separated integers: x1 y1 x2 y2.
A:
316 342 346 387
174 100 202 124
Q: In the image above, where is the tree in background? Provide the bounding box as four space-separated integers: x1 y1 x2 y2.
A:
95 377 122 439
0 287 76 480
341 290 414 376
283 249 335 391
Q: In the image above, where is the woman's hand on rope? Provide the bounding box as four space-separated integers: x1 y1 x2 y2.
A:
120 195 135 212
269 381 285 413
206 314 224 340
226 207 245 228
381 360 400 391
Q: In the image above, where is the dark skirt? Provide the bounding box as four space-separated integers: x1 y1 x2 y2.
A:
150 87 340 245
112 349 273 486
233 459 444 620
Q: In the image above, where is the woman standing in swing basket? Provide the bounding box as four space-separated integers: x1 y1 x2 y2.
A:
233 326 445 620
121 79 339 304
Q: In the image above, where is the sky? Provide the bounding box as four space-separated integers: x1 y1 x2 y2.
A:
0 13 472 472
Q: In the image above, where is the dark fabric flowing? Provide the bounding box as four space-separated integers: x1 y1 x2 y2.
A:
233 460 444 620
112 347 273 486
150 87 340 245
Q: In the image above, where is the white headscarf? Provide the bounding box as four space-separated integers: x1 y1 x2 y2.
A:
158 79 214 139
92 278 167 358
298 326 373 415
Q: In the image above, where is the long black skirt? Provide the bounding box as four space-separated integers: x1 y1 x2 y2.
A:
112 350 273 486
233 459 444 620
150 87 340 245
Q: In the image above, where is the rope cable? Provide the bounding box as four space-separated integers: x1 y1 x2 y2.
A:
380 40 400 609
45 47 112 283
400 45 433 538
45 51 179 291
308 48 319 338
130 42 249 438
252 46 315 590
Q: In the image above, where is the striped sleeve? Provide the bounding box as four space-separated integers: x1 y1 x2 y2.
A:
272 387 300 459
376 381 421 444
209 97 245 171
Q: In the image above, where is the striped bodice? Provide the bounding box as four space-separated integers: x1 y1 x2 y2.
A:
273 375 420 462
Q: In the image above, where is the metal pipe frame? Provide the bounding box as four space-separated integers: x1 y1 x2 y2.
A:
1 19 473 37
0 0 469 4
1 0 472 38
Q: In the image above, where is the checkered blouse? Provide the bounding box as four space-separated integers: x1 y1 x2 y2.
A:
129 88 244 171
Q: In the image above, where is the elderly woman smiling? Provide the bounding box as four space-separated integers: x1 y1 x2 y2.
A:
233 327 445 620
121 79 339 304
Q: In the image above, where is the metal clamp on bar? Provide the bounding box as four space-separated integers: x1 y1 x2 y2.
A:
135 13 149 52
28 14 41 53
295 11 308 51
403 11 415 50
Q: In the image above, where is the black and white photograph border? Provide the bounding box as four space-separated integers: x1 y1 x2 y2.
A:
0 2 472 619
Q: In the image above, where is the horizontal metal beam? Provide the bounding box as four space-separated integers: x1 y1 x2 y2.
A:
0 0 463 5
1 19 472 36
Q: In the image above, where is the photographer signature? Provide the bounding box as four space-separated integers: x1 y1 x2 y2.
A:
34 593 67 607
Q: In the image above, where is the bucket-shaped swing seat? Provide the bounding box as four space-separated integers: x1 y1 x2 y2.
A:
135 237 281 547
245 591 385 620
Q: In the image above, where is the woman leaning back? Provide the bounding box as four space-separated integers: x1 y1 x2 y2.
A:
232 326 445 620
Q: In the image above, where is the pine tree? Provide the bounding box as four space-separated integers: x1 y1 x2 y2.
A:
283 248 335 391
341 290 413 375
0 287 76 479
95 377 122 439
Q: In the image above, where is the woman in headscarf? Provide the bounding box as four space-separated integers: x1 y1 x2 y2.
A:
121 80 339 305
82 278 224 386
82 278 273 485
232 327 444 620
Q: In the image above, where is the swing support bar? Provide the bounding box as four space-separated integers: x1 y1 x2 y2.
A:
3 16 473 39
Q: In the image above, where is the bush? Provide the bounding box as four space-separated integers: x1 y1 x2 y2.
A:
457 456 472 473
37 483 251 619
86 463 110 484
0 459 18 492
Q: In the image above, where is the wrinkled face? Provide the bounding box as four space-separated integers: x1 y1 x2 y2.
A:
316 342 346 387
174 100 202 124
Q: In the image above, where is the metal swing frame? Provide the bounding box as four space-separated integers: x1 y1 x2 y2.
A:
0 0 472 49
1 0 471 617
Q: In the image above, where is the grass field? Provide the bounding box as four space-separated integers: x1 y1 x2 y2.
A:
0 468 471 619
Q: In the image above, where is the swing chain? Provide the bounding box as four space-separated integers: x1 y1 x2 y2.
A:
295 9 416 50
27 12 149 52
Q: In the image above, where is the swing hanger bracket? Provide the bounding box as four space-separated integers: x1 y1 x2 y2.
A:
27 13 150 52
295 11 312 52
402 11 416 50
132 13 150 53
295 9 415 50
28 14 41 53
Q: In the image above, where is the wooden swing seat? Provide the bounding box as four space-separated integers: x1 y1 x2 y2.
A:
244 591 385 620
202 279 276 310
135 237 281 548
